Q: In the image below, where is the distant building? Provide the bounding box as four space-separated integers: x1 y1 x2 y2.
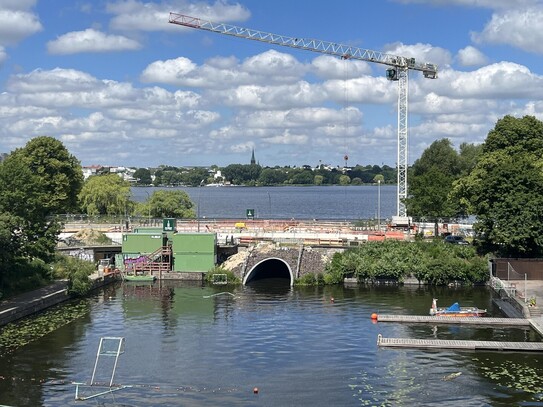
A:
82 165 104 179
250 149 256 165
82 165 136 182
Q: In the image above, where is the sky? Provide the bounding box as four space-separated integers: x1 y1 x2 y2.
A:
0 0 542 169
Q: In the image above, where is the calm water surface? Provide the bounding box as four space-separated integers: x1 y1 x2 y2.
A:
1 282 542 406
132 185 397 220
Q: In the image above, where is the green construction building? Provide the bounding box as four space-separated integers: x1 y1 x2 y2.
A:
119 220 217 278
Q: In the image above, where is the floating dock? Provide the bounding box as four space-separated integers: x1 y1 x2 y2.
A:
376 314 529 326
377 334 543 352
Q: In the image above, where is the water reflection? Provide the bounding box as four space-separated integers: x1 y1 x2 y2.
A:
0 282 542 406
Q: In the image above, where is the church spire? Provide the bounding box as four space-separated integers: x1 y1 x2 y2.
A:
250 148 256 165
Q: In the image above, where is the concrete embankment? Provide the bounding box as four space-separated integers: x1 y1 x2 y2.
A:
0 273 116 327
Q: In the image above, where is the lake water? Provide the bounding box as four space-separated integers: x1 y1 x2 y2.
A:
1 281 542 406
131 185 397 221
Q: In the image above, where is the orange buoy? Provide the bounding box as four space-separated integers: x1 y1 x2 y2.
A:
253 387 259 394
371 313 378 320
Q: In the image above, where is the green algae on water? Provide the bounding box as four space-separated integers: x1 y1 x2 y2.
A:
0 300 90 356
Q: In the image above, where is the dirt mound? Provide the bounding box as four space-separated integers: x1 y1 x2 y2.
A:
221 250 247 270
71 229 111 245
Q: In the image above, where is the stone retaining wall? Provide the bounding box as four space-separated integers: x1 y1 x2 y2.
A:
0 274 117 327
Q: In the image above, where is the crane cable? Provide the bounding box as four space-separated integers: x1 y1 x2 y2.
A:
342 57 349 170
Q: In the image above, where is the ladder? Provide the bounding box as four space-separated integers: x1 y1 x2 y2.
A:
75 337 128 401
90 337 125 386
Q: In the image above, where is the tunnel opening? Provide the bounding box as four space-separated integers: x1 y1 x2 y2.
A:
244 258 292 286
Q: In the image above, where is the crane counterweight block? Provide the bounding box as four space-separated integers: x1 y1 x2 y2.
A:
169 12 438 217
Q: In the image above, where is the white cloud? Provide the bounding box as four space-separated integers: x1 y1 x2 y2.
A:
0 66 219 164
0 46 7 66
107 0 251 32
323 76 395 105
472 6 543 54
212 81 327 109
392 0 538 9
456 46 488 66
0 4 42 46
241 50 306 81
239 107 361 129
311 55 372 79
443 62 543 99
47 28 142 54
141 50 306 88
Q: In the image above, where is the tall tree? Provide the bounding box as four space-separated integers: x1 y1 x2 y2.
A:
138 190 195 219
0 137 81 261
405 139 462 235
452 115 543 257
9 136 83 213
133 168 152 185
0 137 82 291
79 174 135 215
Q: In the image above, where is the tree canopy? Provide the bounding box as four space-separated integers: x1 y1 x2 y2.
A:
0 137 83 294
78 174 135 215
405 139 462 221
133 168 152 185
138 190 195 219
452 115 543 257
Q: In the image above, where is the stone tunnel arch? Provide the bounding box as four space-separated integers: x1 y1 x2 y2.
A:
243 257 294 286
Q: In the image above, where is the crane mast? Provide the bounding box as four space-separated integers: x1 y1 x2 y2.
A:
169 12 438 218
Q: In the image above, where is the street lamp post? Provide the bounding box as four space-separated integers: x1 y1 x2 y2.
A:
377 180 381 231
197 179 204 232
145 191 151 225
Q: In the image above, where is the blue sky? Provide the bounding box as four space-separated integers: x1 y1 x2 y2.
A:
1 0 542 168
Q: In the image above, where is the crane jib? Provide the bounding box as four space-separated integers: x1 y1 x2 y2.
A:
168 13 437 75
168 11 438 218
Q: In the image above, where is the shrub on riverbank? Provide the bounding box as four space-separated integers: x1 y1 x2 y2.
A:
0 258 52 299
51 254 94 296
205 266 241 285
325 240 488 285
295 272 325 286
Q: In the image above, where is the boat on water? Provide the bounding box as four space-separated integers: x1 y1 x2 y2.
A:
430 298 486 317
123 274 157 282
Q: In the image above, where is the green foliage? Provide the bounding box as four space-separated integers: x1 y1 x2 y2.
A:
133 168 152 185
51 254 94 296
0 137 82 291
453 115 543 257
314 174 324 185
405 139 466 221
0 300 91 356
339 175 351 186
8 136 83 214
222 164 262 185
205 266 241 284
258 168 287 185
351 177 362 185
325 240 488 285
217 163 398 186
289 169 314 185
78 173 135 215
136 189 195 219
0 258 52 298
295 273 325 286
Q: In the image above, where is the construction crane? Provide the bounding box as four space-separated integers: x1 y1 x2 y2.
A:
169 12 438 221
